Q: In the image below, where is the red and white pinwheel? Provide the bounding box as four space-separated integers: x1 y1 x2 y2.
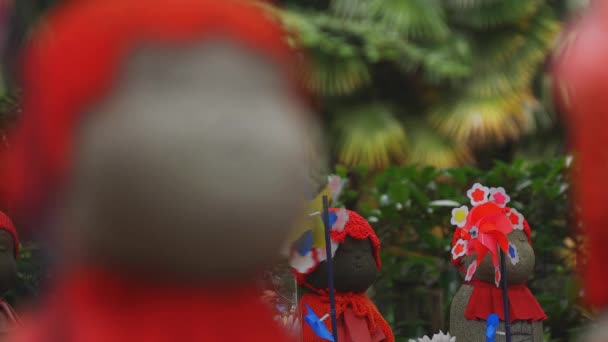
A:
451 183 521 287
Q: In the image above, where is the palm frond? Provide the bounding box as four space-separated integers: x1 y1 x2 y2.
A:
445 0 503 9
332 0 448 40
429 91 536 146
463 8 560 97
407 120 473 167
330 0 372 19
302 51 371 96
397 34 472 83
268 7 372 95
333 104 408 169
371 0 449 39
448 0 544 28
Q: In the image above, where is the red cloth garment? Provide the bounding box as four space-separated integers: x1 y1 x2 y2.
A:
339 309 386 342
10 268 291 342
552 1 608 309
300 292 394 342
463 279 547 323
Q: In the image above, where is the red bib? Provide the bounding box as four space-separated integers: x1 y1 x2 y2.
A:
463 279 547 322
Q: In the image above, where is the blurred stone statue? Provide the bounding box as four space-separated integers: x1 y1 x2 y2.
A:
0 0 320 341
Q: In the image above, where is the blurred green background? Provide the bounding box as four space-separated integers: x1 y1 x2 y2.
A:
1 0 592 341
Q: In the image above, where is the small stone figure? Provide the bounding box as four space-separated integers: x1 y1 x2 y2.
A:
290 208 394 342
0 212 19 339
448 184 546 342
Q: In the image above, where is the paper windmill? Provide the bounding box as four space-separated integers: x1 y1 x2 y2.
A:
288 175 349 273
303 304 334 341
450 183 521 287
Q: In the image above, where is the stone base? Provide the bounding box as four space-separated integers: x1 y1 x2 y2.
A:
450 284 543 342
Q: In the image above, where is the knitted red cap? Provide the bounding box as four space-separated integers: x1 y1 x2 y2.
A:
0 0 310 227
293 208 382 287
328 209 382 268
0 211 19 257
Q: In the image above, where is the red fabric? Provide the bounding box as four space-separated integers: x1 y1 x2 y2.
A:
10 268 290 342
294 209 382 289
0 211 18 257
340 309 386 342
463 279 546 323
552 1 608 309
300 292 394 342
0 0 309 228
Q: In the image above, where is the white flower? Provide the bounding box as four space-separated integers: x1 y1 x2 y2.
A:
451 239 468 260
409 331 456 342
467 183 489 206
489 187 511 207
507 208 525 230
450 205 469 228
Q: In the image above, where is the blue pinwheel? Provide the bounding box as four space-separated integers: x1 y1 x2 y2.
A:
304 304 334 341
486 313 499 342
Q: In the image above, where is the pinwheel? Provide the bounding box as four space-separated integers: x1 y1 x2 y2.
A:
450 183 521 287
303 304 335 341
486 313 499 342
289 175 348 274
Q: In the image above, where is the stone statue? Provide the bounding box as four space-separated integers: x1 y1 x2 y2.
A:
290 208 394 342
0 1 318 340
448 184 546 342
0 212 19 339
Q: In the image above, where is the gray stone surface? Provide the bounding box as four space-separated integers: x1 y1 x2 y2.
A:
449 230 544 342
57 42 318 281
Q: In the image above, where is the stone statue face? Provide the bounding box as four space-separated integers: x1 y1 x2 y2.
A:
0 231 16 295
462 230 535 284
305 237 378 293
56 41 320 282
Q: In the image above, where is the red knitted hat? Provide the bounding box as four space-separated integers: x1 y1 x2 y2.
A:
0 211 19 257
0 0 309 227
291 208 382 287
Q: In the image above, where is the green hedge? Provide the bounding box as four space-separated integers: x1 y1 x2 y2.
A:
335 157 588 341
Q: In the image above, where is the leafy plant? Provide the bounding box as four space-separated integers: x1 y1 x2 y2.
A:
269 0 566 168
334 157 587 341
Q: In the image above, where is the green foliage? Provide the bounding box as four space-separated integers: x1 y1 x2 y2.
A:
270 0 565 168
334 157 587 341
5 242 48 309
333 104 408 169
